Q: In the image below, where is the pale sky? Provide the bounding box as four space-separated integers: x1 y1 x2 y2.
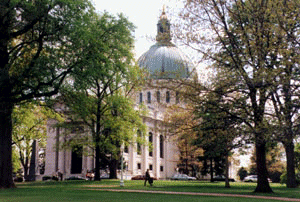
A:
91 0 181 59
92 0 209 79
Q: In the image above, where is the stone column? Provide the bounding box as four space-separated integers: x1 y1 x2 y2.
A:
142 143 148 173
154 133 160 179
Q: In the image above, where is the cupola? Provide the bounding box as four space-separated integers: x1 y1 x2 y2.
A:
156 6 171 43
138 7 194 79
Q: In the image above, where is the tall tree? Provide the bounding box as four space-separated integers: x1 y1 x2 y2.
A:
164 105 203 177
12 102 61 181
176 0 300 192
268 0 300 188
60 12 147 181
193 82 244 188
0 0 94 188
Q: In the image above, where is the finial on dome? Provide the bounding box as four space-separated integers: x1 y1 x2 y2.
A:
160 5 167 20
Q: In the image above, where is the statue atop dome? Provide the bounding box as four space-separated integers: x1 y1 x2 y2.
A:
156 6 171 43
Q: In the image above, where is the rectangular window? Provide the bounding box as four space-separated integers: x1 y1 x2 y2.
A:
176 91 180 104
71 146 83 174
137 130 142 155
124 145 128 153
160 135 164 158
147 92 151 103
137 143 141 155
160 166 164 172
149 132 153 157
156 91 160 103
149 164 153 171
166 91 170 103
139 92 143 103
137 163 141 170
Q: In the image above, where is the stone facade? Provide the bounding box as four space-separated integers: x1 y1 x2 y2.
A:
44 88 180 179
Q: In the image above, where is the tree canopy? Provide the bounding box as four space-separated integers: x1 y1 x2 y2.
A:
0 0 95 188
175 0 300 192
57 12 147 180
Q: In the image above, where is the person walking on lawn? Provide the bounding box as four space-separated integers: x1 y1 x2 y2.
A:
144 169 153 186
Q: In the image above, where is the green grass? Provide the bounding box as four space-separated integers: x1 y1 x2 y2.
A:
0 180 299 202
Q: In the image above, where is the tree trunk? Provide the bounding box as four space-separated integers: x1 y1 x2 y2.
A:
254 140 273 193
210 157 214 182
284 141 297 188
109 158 118 179
0 15 15 188
94 96 102 181
23 156 29 182
0 101 15 188
224 154 230 188
281 66 297 188
94 143 101 181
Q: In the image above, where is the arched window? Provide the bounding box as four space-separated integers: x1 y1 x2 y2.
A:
160 135 164 158
149 132 153 156
166 91 170 103
139 92 143 104
147 92 151 103
156 91 160 103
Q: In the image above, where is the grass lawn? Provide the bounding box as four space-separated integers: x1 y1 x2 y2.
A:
0 180 299 202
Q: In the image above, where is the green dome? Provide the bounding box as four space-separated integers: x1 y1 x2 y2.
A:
138 10 193 79
138 42 192 79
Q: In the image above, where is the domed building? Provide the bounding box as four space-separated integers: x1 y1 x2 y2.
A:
42 9 193 180
121 9 195 179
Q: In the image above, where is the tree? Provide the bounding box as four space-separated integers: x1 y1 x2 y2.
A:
193 83 245 188
260 0 300 188
0 0 94 188
59 12 147 181
12 102 61 181
176 0 300 192
164 105 203 177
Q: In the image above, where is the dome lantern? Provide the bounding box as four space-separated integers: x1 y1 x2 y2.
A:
156 6 171 43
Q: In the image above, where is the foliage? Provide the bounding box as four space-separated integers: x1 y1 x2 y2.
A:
58 12 147 180
12 102 63 180
280 171 300 185
280 143 300 185
175 0 300 192
193 76 245 187
164 105 203 176
248 143 285 182
296 143 300 171
12 149 22 173
0 0 95 188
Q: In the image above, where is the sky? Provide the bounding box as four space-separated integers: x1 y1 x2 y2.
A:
91 0 181 60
